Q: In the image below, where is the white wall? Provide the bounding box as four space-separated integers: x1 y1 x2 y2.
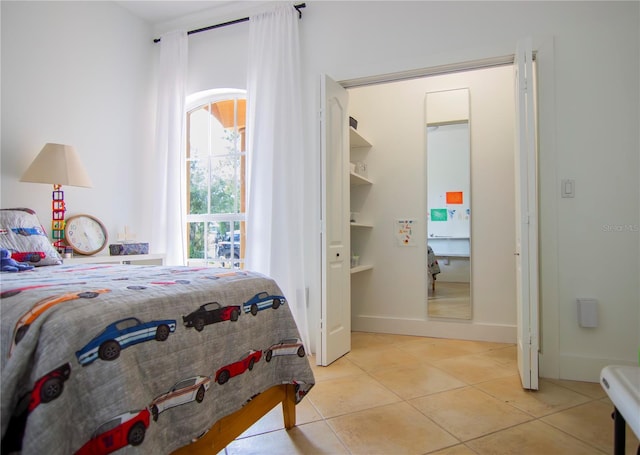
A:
347 66 518 340
2 1 638 382
298 1 640 382
1 1 156 244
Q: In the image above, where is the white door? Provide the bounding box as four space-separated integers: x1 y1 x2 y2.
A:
514 37 539 390
319 74 351 366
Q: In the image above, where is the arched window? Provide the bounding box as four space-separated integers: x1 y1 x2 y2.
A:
185 89 246 268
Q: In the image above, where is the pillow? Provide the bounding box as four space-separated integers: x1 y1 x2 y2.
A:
0 208 62 266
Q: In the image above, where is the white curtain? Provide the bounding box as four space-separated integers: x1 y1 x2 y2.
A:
152 30 188 265
245 4 309 349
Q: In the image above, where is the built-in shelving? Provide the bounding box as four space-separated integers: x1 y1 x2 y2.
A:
350 264 373 274
350 222 373 229
350 127 371 148
350 126 373 279
350 172 373 185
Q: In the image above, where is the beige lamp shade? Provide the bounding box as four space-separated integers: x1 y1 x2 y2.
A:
20 143 93 187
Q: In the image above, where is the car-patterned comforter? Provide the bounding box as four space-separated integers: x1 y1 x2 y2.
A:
0 264 314 454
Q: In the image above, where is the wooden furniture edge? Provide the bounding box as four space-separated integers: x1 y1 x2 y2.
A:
171 383 297 454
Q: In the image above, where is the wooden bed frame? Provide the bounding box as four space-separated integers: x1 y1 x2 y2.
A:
172 384 297 454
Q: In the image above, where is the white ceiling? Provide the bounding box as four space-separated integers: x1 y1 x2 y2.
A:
114 1 234 25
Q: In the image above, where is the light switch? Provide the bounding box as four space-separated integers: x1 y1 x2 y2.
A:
561 179 575 198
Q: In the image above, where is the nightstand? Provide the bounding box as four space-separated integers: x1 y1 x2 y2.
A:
62 253 165 266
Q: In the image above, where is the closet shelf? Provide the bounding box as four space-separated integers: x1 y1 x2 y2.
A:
349 127 372 148
350 172 373 185
350 222 373 229
350 264 373 274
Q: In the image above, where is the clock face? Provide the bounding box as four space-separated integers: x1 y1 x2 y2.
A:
64 215 108 255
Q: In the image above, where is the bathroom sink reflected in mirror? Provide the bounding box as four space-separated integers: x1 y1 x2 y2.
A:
426 88 471 319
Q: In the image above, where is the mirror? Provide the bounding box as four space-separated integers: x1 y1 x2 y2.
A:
425 88 471 319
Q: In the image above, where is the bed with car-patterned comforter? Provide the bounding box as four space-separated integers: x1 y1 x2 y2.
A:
0 264 314 454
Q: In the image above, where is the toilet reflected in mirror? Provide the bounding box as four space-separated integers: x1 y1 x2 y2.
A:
426 88 471 319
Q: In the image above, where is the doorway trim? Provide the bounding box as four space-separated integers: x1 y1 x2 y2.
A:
336 56 538 343
318 37 558 380
340 55 518 88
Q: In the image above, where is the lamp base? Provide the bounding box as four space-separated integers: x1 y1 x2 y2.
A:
51 184 66 252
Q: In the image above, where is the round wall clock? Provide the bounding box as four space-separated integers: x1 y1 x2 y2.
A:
64 214 108 255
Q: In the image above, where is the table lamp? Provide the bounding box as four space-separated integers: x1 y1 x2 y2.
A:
20 143 93 251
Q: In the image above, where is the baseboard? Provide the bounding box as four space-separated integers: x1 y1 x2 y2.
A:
352 314 516 344
558 353 637 383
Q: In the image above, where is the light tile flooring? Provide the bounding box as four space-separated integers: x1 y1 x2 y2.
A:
224 332 639 454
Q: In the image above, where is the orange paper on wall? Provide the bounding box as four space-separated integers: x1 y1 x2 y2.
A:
446 191 463 204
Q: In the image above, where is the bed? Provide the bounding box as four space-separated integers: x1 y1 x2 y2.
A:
0 262 315 454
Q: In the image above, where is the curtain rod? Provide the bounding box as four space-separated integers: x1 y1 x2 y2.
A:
153 3 306 43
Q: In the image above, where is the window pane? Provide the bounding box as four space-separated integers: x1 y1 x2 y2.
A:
214 221 242 268
210 100 241 156
210 155 240 214
189 158 209 215
189 222 205 259
188 107 210 160
208 221 222 242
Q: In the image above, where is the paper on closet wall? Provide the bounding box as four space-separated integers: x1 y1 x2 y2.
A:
395 219 416 246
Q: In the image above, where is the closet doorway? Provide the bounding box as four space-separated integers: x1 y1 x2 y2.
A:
321 42 541 390
345 61 521 341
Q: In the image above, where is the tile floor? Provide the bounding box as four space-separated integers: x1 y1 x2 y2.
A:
223 332 639 454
